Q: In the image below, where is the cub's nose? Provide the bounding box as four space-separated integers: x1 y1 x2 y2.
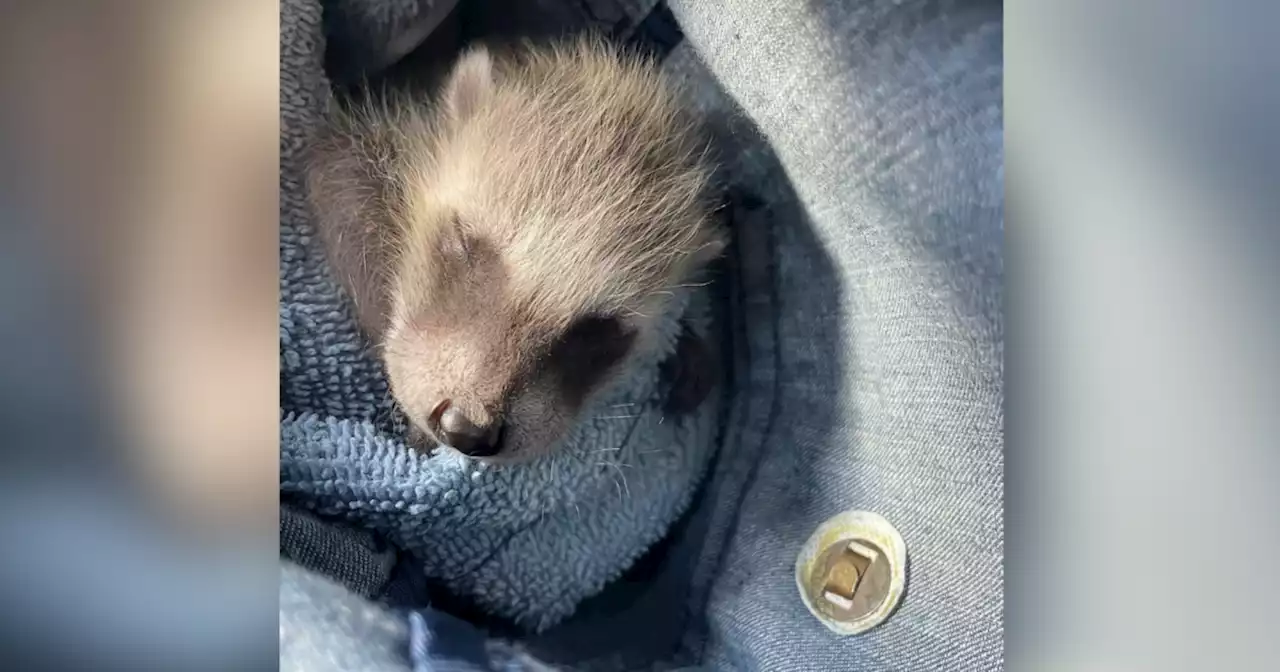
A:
431 400 502 457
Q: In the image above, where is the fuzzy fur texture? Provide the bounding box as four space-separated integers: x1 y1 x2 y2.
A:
307 37 725 462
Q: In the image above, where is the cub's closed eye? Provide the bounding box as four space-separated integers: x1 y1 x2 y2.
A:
560 315 635 366
548 315 637 401
438 226 472 261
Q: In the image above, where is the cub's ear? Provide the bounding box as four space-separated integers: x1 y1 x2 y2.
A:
441 46 495 122
303 114 401 339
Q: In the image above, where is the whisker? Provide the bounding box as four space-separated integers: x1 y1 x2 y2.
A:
612 462 632 497
602 469 623 500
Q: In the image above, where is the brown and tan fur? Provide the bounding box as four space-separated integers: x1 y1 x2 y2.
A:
306 37 726 462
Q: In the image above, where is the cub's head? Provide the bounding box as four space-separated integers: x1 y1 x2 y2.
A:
308 39 725 462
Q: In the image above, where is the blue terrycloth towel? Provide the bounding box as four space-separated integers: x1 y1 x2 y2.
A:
279 0 722 631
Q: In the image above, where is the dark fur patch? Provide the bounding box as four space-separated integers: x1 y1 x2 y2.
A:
543 315 637 408
661 322 717 415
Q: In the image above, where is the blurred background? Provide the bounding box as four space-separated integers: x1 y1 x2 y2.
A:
0 2 277 669
1009 1 1280 670
0 0 1277 669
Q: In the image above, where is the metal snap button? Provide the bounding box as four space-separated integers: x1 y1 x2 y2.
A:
796 510 907 635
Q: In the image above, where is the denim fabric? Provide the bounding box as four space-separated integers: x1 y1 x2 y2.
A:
282 562 568 672
666 2 1004 669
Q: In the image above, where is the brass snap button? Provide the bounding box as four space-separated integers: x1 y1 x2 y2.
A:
796 510 907 635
